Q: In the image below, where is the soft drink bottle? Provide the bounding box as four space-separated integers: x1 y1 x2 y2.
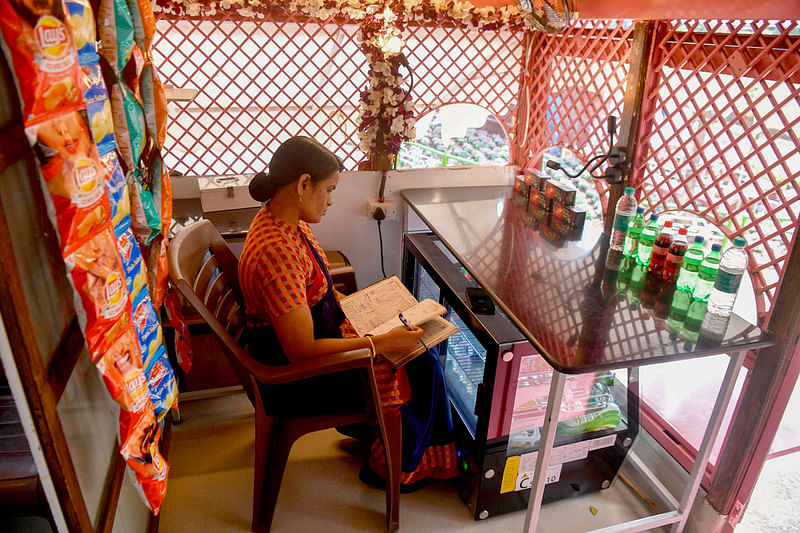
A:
655 281 675 319
609 187 638 252
692 243 722 302
636 214 659 266
662 227 688 283
623 207 646 257
676 236 705 293
617 254 635 294
701 237 749 339
648 220 674 275
642 269 661 311
628 263 647 309
668 289 690 334
682 300 707 343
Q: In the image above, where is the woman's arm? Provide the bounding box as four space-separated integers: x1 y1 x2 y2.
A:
272 305 423 362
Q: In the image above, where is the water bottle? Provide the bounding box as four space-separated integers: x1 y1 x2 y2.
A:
636 214 659 266
662 227 688 284
648 220 674 275
609 187 638 252
676 236 705 292
702 237 748 338
692 243 722 302
623 207 645 257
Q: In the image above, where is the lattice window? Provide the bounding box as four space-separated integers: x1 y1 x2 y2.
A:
152 14 524 176
517 21 636 212
632 20 800 324
153 16 367 175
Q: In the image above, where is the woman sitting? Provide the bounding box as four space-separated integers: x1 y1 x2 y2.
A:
239 136 458 490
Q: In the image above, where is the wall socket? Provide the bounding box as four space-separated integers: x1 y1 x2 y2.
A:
367 199 397 220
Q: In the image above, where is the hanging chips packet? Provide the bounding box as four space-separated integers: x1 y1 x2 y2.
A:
125 0 154 50
97 0 133 75
99 151 131 230
26 111 112 253
93 324 150 413
81 62 116 155
0 0 84 125
111 81 146 170
139 62 168 149
116 224 147 299
65 0 97 65
65 225 132 356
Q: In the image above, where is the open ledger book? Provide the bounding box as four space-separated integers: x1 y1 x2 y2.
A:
339 276 460 367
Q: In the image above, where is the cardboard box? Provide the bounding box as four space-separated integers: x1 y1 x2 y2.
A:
544 180 577 206
525 169 550 192
513 174 530 198
551 214 584 241
199 174 262 212
552 202 587 227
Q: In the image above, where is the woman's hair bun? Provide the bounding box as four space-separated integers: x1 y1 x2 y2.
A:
248 171 275 202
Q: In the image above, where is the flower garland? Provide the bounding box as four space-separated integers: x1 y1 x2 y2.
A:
154 0 528 32
154 0 530 166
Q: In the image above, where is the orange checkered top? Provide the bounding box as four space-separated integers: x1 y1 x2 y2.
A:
239 205 330 327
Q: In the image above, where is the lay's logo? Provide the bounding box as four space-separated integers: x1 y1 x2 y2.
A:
118 232 133 262
104 272 124 305
35 16 70 59
134 300 148 331
73 158 98 193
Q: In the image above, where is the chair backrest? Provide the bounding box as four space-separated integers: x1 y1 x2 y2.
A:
167 220 257 403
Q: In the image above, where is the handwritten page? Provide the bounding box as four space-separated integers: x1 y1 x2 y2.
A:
340 276 418 336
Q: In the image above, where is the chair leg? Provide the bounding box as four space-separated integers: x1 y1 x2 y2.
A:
383 411 402 533
252 408 275 532
254 417 295 533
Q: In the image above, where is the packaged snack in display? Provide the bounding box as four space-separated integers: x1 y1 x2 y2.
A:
125 0 155 50
26 111 111 252
0 0 84 124
139 62 168 148
65 225 132 355
81 62 116 155
93 324 150 413
144 234 168 309
97 0 133 75
100 151 131 229
65 0 97 65
143 345 177 420
119 408 168 513
117 224 147 298
111 81 145 170
122 44 145 101
132 289 162 365
128 166 161 245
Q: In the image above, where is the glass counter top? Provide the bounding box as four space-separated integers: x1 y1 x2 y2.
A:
402 186 773 374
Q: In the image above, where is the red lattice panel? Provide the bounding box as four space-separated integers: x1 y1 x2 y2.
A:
516 21 636 212
152 15 525 176
402 25 524 140
153 15 368 175
631 20 800 325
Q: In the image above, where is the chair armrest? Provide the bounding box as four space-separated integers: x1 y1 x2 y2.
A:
249 349 374 386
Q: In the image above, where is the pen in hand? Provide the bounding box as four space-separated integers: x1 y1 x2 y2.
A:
399 312 429 352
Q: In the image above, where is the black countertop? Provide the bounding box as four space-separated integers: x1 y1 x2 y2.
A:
402 186 773 373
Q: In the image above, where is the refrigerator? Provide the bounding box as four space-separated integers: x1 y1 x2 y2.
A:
402 231 639 520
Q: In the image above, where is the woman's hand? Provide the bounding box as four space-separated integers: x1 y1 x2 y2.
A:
374 325 424 354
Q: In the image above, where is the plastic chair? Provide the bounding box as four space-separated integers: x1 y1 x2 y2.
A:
167 220 401 532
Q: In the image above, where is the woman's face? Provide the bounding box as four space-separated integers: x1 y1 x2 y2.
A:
300 171 339 223
37 112 92 163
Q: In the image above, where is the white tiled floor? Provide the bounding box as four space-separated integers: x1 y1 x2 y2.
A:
157 392 659 533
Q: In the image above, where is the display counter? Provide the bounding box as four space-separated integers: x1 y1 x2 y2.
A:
401 185 773 532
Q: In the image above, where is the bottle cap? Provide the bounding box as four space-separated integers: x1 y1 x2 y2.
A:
711 243 722 251
636 207 645 213
649 214 659 221
664 220 673 228
678 227 687 235
733 236 747 246
694 235 704 243
624 187 635 194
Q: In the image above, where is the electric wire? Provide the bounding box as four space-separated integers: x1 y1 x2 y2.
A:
377 219 387 278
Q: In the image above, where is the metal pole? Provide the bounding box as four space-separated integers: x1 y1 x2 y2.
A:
523 369 567 533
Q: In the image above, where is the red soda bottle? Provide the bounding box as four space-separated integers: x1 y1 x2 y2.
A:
662 227 688 283
648 220 674 275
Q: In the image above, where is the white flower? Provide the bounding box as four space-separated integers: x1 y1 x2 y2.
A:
186 2 201 16
220 0 230 8
237 6 255 16
390 116 405 134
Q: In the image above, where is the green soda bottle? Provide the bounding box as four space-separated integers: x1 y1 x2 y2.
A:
682 300 707 342
636 214 659 266
692 243 722 302
617 254 635 294
668 290 691 334
676 236 705 292
623 207 646 258
628 263 647 309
